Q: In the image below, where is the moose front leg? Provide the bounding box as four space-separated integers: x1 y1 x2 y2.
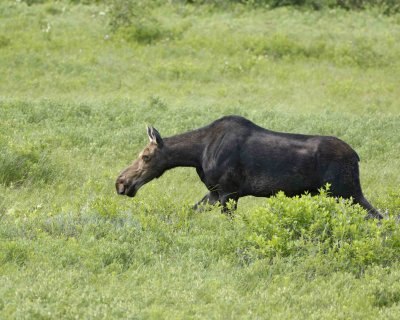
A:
219 193 239 214
193 191 220 212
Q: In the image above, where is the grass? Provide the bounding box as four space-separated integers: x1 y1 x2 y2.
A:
1 0 400 318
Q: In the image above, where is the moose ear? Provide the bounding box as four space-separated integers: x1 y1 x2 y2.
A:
147 125 153 142
146 126 163 147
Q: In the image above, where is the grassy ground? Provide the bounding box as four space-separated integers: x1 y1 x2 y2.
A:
1 1 400 318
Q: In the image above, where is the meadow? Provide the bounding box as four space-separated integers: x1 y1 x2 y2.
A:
1 0 400 318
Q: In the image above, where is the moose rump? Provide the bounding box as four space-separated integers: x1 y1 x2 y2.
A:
116 116 382 219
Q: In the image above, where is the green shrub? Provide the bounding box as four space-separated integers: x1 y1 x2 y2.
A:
239 189 400 275
109 0 159 43
109 0 184 44
336 0 400 14
174 0 400 13
120 19 164 44
21 0 400 14
267 0 400 13
259 0 335 9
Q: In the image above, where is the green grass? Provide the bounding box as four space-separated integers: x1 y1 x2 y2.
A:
1 1 400 318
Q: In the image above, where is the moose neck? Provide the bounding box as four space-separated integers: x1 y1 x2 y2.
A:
162 129 206 169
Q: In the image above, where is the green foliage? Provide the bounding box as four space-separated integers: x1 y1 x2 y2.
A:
336 0 400 14
15 0 400 14
240 190 400 274
109 0 183 44
251 0 336 9
175 0 400 13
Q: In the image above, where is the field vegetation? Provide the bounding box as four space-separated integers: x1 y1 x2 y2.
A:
1 0 400 318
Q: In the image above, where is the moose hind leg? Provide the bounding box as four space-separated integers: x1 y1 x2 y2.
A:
321 160 382 220
193 191 220 212
354 196 383 220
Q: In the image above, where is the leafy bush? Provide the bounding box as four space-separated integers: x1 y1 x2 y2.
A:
175 0 400 13
17 0 400 14
336 0 400 14
267 0 400 13
239 189 400 275
109 0 180 44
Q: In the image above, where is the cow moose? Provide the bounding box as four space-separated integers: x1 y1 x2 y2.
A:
116 115 382 219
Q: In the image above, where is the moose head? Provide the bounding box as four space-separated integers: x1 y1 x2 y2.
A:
116 126 166 197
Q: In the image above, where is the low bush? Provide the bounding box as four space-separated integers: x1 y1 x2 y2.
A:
239 189 400 275
176 0 400 13
14 0 400 14
109 0 183 44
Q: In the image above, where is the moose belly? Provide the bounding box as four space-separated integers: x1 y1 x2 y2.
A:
241 161 320 197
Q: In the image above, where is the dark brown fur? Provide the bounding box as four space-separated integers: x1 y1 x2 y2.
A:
116 116 382 219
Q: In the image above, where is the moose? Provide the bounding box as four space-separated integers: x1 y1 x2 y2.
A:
116 115 382 219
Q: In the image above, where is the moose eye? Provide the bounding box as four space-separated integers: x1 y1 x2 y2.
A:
142 155 150 162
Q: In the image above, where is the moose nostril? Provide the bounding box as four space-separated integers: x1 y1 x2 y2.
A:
116 182 125 195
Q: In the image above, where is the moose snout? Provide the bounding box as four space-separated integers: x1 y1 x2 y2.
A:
116 183 125 195
116 175 138 197
116 177 127 195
